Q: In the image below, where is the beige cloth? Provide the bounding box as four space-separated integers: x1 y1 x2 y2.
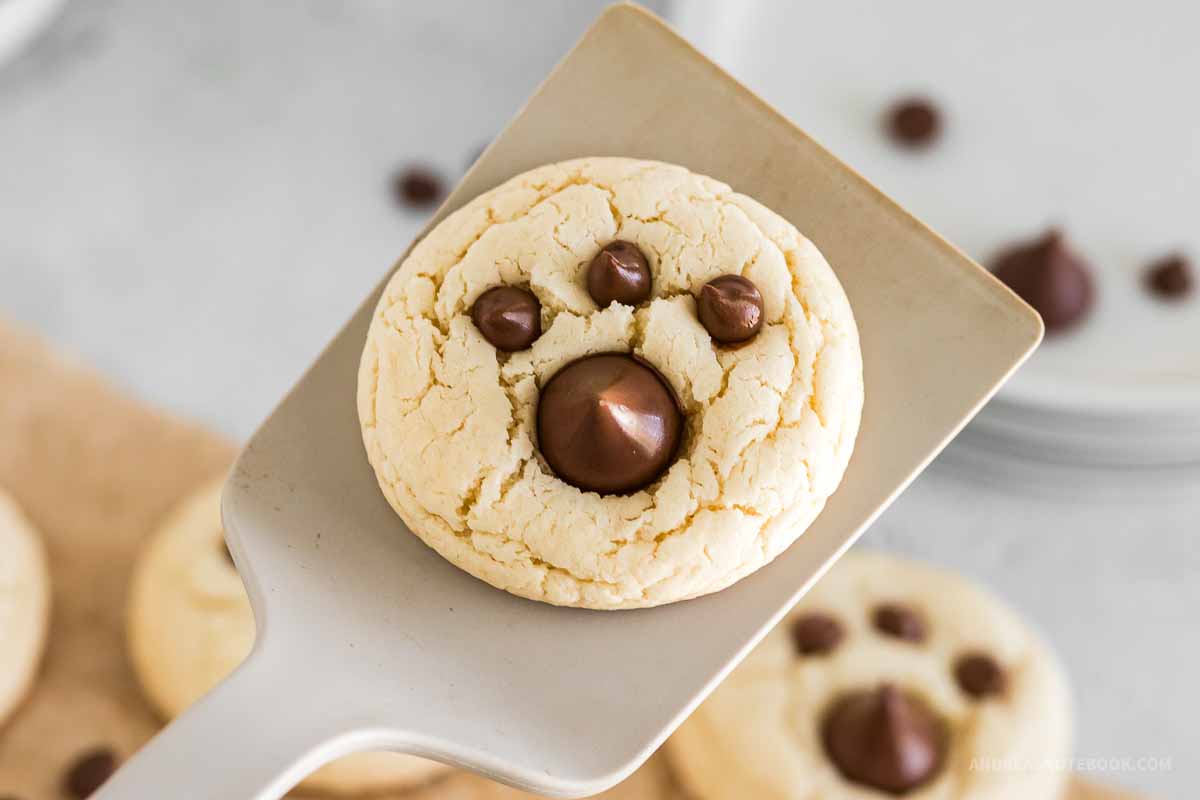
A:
0 318 1134 800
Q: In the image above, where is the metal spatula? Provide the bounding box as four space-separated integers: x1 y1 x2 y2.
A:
95 5 1041 798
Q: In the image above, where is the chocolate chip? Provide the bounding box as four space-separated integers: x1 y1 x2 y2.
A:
1145 254 1193 300
537 354 682 495
392 166 444 208
64 748 118 798
697 275 764 344
586 241 652 308
822 685 945 794
955 653 1007 699
991 229 1094 331
873 604 926 643
471 286 542 351
886 97 941 148
791 612 844 655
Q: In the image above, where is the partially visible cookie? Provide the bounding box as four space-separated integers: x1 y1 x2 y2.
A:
126 479 448 795
667 550 1072 800
0 489 51 726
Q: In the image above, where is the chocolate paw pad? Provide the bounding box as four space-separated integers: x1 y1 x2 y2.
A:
472 239 767 496
358 157 864 608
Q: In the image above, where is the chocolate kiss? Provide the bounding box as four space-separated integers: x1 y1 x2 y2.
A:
822 684 945 795
536 354 682 495
991 229 1094 331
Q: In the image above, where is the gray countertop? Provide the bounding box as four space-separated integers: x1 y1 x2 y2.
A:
0 1 1192 795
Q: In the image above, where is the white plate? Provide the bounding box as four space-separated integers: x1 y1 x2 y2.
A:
962 398 1200 467
673 0 1200 428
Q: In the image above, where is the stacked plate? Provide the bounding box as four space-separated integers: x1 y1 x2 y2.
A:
933 311 1198 467
673 0 1200 467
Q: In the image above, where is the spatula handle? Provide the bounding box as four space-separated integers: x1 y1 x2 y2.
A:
93 648 346 800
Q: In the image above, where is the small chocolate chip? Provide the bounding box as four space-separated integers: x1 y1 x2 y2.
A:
64 748 118 798
955 653 1007 699
471 286 542 351
697 275 764 344
873 603 927 643
991 228 1094 331
791 612 844 655
392 166 444 208
886 97 941 148
586 241 652 308
1145 254 1193 300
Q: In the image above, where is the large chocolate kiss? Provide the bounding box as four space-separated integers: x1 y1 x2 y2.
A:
991 229 1094 331
537 354 682 495
822 685 945 795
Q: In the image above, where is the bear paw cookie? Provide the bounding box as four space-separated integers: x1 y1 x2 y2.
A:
667 550 1072 800
358 157 864 609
